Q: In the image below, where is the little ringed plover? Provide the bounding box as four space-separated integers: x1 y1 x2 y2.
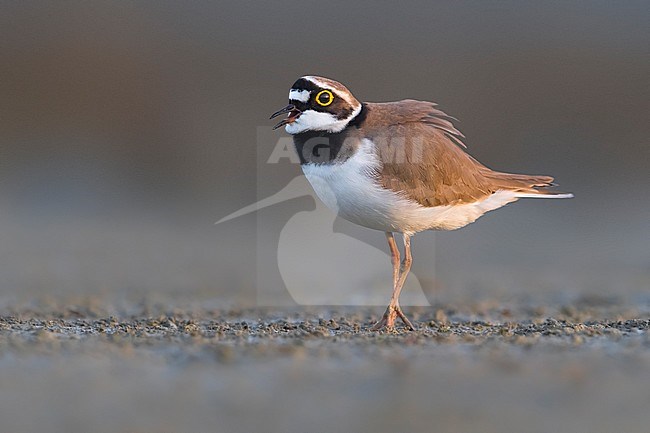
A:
270 76 572 330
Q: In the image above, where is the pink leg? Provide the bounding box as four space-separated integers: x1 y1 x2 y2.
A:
371 233 415 331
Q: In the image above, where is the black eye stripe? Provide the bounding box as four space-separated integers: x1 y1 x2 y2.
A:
289 100 308 111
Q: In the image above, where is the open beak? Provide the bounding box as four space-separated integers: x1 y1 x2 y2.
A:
270 104 302 130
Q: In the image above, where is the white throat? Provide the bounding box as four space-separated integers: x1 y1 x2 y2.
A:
285 105 362 134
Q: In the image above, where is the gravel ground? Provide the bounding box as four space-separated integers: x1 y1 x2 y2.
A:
1 301 649 433
1 304 649 359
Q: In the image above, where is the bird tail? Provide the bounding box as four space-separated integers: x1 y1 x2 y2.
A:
484 171 574 199
514 191 574 199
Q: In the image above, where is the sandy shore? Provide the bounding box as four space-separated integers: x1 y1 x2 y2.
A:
1 301 649 433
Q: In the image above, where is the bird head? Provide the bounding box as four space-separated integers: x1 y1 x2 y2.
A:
270 76 362 134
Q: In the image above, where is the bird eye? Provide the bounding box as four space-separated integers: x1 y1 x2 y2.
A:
315 90 334 107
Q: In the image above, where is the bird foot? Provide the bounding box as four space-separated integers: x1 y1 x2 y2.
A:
371 305 415 331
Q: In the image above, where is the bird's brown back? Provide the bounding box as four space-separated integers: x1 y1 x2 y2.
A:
361 100 556 207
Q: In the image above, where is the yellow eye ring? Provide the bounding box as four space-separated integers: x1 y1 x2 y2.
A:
315 90 334 106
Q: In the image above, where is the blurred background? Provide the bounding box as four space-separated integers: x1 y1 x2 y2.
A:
1 1 648 308
1 3 649 433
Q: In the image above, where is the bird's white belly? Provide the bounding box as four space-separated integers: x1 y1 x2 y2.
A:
302 165 405 232
301 138 519 233
300 139 429 233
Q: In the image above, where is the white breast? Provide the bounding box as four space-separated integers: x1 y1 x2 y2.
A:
301 139 519 234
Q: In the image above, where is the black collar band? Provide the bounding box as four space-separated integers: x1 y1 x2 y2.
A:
347 103 367 129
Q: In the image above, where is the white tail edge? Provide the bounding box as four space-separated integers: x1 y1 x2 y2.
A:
515 192 574 199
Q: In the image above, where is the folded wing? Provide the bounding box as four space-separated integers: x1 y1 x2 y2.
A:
363 100 572 207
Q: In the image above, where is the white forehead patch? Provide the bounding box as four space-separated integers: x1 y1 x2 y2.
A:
289 89 310 103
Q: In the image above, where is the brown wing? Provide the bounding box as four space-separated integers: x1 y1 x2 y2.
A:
363 100 556 207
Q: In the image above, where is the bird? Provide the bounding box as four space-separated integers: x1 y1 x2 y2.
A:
270 75 573 331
